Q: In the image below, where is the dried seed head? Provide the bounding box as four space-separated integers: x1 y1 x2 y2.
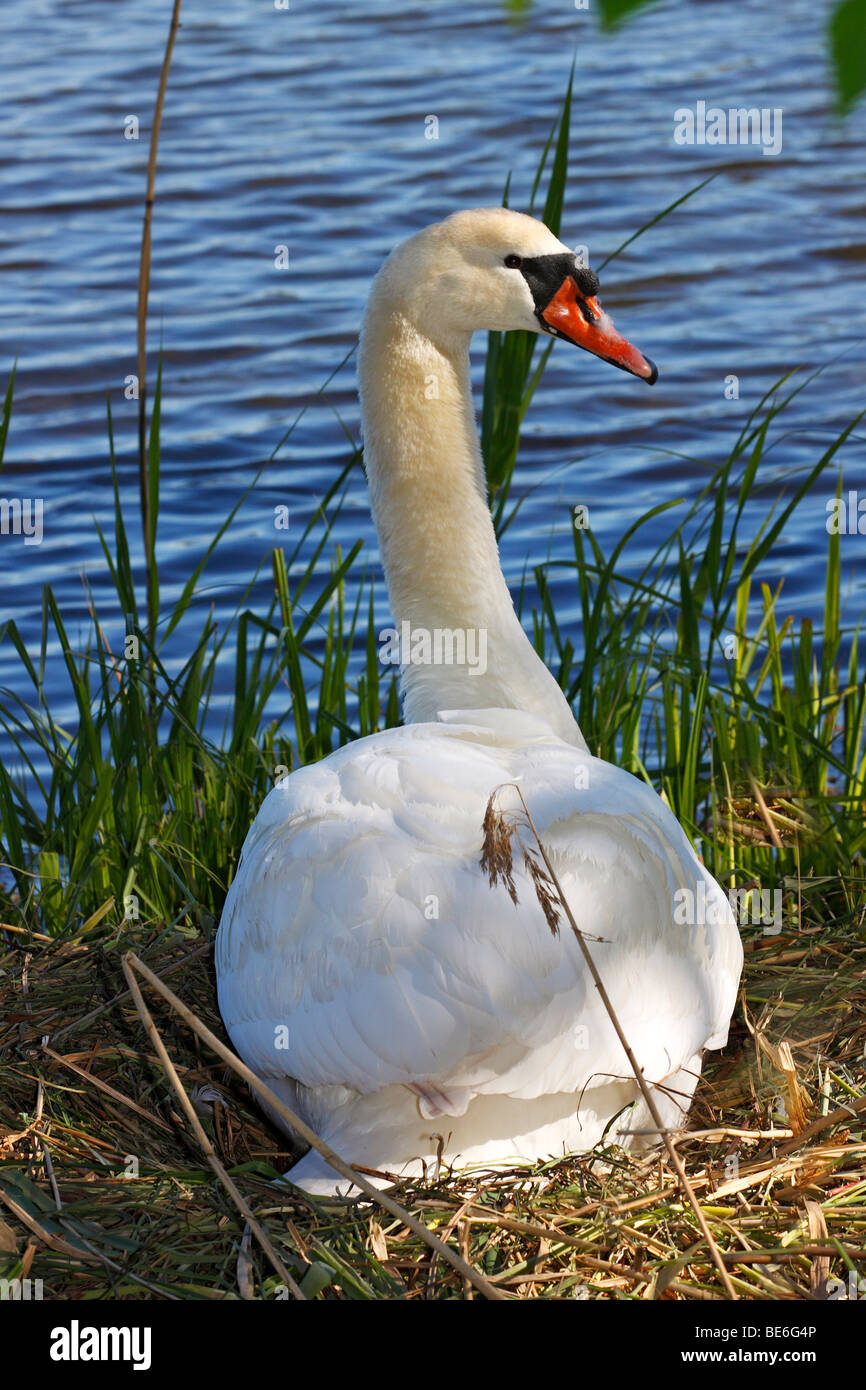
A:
480 793 519 905
524 847 561 937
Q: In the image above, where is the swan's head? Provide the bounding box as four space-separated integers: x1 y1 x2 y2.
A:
375 206 657 383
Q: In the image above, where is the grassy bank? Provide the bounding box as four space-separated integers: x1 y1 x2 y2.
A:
1 84 864 1299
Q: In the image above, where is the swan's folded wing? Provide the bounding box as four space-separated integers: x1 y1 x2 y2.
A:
216 721 743 1107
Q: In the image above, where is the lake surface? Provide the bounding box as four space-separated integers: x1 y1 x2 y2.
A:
1 0 864 740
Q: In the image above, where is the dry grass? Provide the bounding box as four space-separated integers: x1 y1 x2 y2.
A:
2 890 864 1301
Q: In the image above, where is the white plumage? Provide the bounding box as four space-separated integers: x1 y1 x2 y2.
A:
216 208 743 1193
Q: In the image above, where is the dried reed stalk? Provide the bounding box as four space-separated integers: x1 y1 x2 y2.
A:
121 955 306 1300
480 783 739 1300
122 951 505 1301
136 0 183 653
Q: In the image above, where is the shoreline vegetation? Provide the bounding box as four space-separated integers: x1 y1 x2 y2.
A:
1 53 864 1300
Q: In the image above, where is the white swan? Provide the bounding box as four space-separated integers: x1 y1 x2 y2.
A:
216 208 743 1194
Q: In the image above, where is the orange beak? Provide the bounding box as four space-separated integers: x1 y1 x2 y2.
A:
541 277 658 384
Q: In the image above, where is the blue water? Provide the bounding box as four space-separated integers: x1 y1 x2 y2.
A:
0 0 864 737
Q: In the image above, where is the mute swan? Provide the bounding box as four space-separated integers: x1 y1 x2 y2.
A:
216 207 743 1194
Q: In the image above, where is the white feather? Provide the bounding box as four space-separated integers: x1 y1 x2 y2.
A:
217 711 741 1191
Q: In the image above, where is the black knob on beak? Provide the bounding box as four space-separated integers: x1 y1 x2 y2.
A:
573 266 600 298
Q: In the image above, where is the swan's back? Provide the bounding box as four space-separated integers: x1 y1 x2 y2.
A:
216 711 742 1192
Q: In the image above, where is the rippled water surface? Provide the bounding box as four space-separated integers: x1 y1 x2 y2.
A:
1 0 864 730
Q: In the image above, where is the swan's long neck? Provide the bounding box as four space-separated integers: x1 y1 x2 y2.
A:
358 289 586 749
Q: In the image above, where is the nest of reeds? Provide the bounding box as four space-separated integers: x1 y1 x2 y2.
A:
1 878 864 1301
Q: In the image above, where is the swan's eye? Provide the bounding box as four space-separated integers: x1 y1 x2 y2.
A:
504 254 523 269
